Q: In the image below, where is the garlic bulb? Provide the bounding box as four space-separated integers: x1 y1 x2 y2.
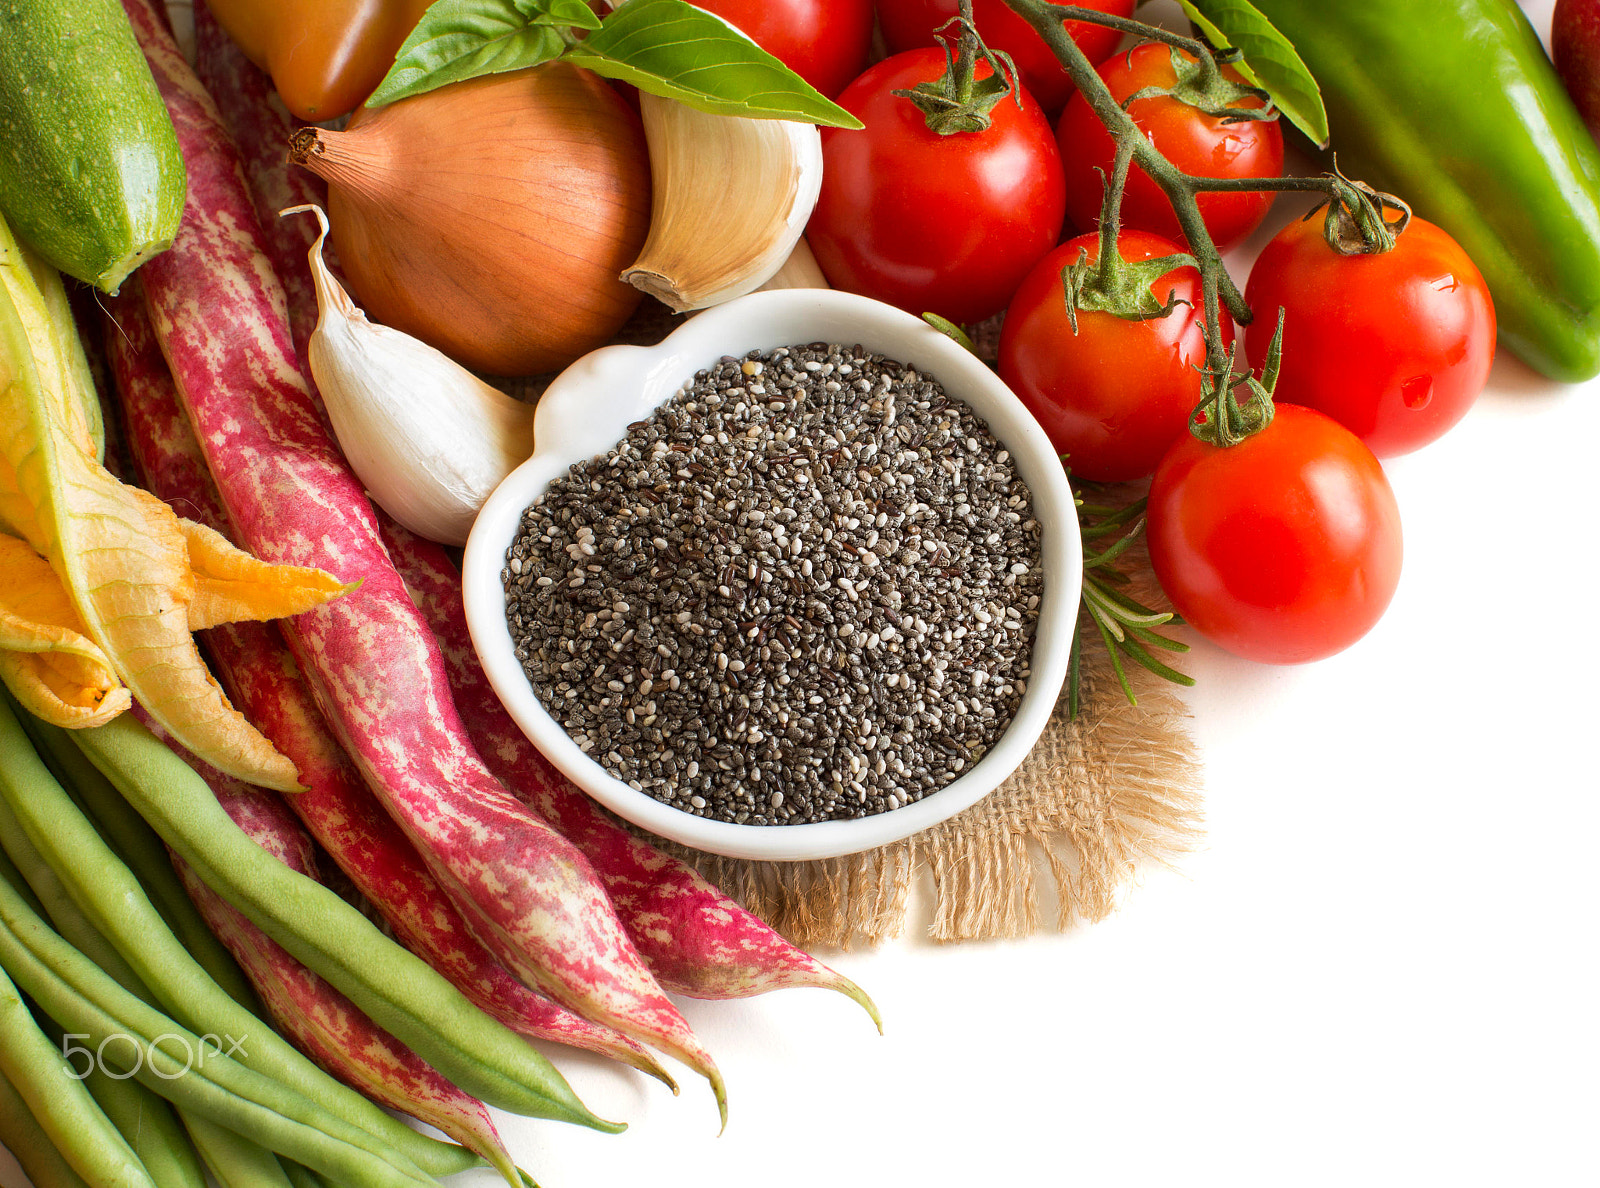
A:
622 94 824 312
286 204 535 547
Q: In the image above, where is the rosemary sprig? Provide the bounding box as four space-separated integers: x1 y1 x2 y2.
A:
1068 480 1193 718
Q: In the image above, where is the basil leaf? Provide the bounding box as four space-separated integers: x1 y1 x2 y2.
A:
1178 0 1329 147
563 0 862 128
368 0 601 108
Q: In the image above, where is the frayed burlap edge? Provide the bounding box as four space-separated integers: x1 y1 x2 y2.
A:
655 648 1202 949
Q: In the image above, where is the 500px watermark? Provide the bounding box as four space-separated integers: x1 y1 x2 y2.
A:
60 1033 248 1080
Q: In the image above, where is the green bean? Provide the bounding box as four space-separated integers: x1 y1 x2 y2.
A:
280 1161 335 1188
71 712 620 1135
0 851 441 1188
0 694 486 1178
0 940 155 1188
0 774 330 1188
184 1115 296 1188
0 787 154 1007
0 835 202 1188
19 712 260 1013
83 1073 205 1188
34 1017 207 1188
0 1064 93 1188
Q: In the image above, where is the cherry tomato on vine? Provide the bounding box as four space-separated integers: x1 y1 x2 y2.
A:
1054 43 1284 251
1244 215 1496 458
808 48 1066 326
688 0 875 99
999 229 1231 481
1146 404 1403 665
876 0 1135 114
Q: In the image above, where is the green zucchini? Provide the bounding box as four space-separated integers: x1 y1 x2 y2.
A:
0 0 185 293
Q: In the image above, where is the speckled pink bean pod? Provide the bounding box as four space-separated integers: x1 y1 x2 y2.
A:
183 9 872 1019
187 886 519 1187
104 296 674 1087
191 3 326 379
380 521 881 1020
153 759 518 1183
122 0 724 1120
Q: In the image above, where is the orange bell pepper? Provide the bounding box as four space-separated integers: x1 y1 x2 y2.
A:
204 0 433 122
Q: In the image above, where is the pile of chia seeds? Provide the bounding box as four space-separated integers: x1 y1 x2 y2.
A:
502 342 1043 826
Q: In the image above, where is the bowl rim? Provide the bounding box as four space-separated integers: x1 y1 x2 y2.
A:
463 288 1081 862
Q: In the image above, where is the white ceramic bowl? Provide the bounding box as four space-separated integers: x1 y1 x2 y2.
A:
464 290 1080 861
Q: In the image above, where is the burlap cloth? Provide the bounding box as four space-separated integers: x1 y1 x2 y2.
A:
512 301 1203 950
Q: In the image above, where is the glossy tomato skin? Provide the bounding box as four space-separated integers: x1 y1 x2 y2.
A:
1054 44 1284 251
808 49 1066 326
1146 405 1403 665
688 0 875 99
877 0 1135 114
999 229 1231 481
1244 216 1496 458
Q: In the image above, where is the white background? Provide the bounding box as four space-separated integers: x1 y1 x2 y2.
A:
499 310 1600 1183
491 2 1600 1184
6 2 1596 1186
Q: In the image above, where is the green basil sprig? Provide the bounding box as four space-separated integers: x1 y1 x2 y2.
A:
368 0 863 129
368 0 600 105
1177 0 1328 146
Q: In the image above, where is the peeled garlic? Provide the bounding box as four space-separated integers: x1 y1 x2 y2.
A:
286 204 534 547
622 94 823 312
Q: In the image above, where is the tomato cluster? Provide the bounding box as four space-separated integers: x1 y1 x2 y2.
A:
785 3 1496 665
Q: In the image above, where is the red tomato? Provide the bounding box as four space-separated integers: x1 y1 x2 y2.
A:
1054 43 1284 251
808 49 1066 326
999 229 1230 481
1244 215 1496 458
689 0 875 99
877 0 1135 114
1146 404 1403 665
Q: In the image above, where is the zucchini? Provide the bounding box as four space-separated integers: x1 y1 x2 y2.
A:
0 0 185 293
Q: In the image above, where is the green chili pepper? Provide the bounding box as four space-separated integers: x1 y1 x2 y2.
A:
1250 0 1600 382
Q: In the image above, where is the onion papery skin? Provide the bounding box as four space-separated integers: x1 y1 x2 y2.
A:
300 65 651 376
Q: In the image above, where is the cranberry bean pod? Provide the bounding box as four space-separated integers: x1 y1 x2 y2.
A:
144 729 518 1183
191 3 323 378
121 0 724 1119
189 9 869 1018
70 709 617 1134
381 521 881 1015
172 855 519 1185
104 293 673 1087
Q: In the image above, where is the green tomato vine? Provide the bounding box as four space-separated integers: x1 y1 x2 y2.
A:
927 0 1405 709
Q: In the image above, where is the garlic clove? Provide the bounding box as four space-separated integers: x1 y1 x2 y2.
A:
285 204 535 547
621 94 823 313
756 236 831 293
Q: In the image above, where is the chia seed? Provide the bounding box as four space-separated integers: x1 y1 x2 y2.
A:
502 343 1043 826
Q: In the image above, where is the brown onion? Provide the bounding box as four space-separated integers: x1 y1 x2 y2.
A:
290 65 650 376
